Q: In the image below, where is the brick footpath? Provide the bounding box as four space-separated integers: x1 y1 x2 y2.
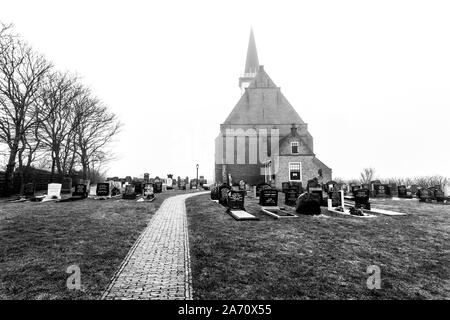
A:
102 191 208 300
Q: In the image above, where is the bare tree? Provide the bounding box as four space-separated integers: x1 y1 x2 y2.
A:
0 30 52 194
360 167 375 185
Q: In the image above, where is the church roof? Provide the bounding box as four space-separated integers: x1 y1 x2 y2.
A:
224 66 305 125
244 28 259 74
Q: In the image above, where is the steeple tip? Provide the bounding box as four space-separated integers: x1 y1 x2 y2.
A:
244 28 259 75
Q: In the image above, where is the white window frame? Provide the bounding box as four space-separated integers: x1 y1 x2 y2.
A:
291 141 299 154
289 162 302 182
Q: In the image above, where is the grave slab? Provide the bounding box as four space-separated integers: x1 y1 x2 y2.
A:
227 210 258 221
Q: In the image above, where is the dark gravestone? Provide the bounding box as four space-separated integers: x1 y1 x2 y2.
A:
398 185 407 198
144 173 150 182
354 188 371 210
325 181 338 193
73 184 87 199
389 183 398 197
306 178 320 192
185 177 189 188
435 189 445 202
123 185 136 200
291 182 304 194
285 187 299 206
295 193 321 215
134 182 143 196
329 191 342 207
218 185 231 206
374 184 390 197
125 176 132 184
410 185 419 197
281 182 290 194
227 190 245 210
23 183 35 198
256 183 271 197
180 180 186 190
177 176 181 188
96 183 110 197
144 183 155 200
210 186 219 200
418 188 431 202
427 187 437 200
351 185 361 195
260 189 278 207
154 182 163 193
61 177 72 194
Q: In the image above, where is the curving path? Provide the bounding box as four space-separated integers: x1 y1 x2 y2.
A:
102 191 208 300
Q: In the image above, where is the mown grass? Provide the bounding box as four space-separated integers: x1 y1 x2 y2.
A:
0 189 196 300
186 194 450 300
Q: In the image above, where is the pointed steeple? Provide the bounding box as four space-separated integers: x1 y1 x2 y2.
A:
244 28 259 74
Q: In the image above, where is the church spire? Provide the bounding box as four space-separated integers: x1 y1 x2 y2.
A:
244 28 259 75
239 28 260 94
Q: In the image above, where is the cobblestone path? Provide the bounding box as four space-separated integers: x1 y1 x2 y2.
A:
102 191 208 300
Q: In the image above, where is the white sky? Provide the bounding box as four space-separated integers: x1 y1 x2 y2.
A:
1 0 449 181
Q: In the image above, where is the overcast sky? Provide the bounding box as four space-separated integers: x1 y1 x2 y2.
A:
1 0 449 181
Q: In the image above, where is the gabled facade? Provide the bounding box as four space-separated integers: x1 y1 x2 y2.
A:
215 30 331 188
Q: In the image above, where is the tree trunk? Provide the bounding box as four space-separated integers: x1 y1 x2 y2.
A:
4 137 20 196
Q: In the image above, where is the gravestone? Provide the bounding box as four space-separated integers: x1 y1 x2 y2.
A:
125 176 132 184
190 179 198 189
61 177 72 194
389 183 398 197
96 183 110 197
295 192 321 215
260 189 278 207
256 183 271 197
154 181 163 193
329 190 342 207
351 185 361 195
210 186 219 200
185 177 189 188
73 184 87 199
374 184 390 197
325 181 338 193
227 190 245 210
238 180 246 191
398 185 407 198
281 182 290 194
180 180 186 190
123 185 136 200
354 188 371 210
134 181 143 196
167 175 173 190
418 188 431 202
23 182 35 198
410 185 419 197
291 182 304 194
285 187 299 206
144 173 150 182
435 189 445 202
219 184 231 206
144 183 155 200
43 183 62 201
177 176 181 188
306 178 321 192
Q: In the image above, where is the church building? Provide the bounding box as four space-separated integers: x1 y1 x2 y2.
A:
215 29 331 189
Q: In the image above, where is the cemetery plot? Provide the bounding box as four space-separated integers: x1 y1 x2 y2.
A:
259 189 297 219
327 189 376 218
226 190 258 221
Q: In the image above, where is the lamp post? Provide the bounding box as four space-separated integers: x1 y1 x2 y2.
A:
196 164 199 189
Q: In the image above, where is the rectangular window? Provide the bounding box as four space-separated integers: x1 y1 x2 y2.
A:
291 142 299 154
289 162 302 181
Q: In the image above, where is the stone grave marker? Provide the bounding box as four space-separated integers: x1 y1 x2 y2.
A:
325 180 338 193
61 177 72 194
256 183 271 197
227 190 245 210
134 181 143 196
238 180 246 191
144 183 155 200
354 188 371 210
285 187 299 206
260 189 278 207
123 184 136 200
296 192 321 215
351 185 361 195
96 182 110 198
167 175 173 190
180 180 186 190
218 184 231 206
144 173 150 182
23 182 35 198
435 189 445 202
42 183 62 202
410 185 419 197
281 182 290 194
329 190 342 207
73 184 87 199
398 185 407 198
210 186 219 200
154 181 163 193
389 183 398 197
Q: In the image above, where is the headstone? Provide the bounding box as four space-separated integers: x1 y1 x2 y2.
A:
144 173 150 182
260 189 278 207
61 177 72 194
167 175 173 190
281 182 290 194
180 180 186 190
72 184 87 199
410 185 419 197
291 182 304 194
125 176 132 184
238 180 246 191
144 183 155 200
227 190 245 210
306 178 321 192
389 183 398 197
325 181 338 193
44 183 62 201
354 188 371 210
256 183 271 197
134 181 143 196
398 185 407 198
210 186 219 200
285 187 299 206
154 181 163 193
123 184 136 200
329 190 342 207
435 189 445 202
185 177 189 188
374 184 390 197
351 185 361 195
218 184 231 206
295 192 321 215
23 182 35 198
96 182 110 197
418 188 431 202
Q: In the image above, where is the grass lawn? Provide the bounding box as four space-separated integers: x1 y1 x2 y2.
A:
186 194 450 300
0 189 196 300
